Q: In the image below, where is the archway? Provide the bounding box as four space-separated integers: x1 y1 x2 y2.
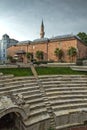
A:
0 112 20 130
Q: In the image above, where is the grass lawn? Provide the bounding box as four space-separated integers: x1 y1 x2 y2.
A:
0 67 86 76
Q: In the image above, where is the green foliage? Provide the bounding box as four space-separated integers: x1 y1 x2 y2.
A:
67 47 77 57
26 52 33 61
33 61 47 65
7 55 13 61
67 47 77 62
47 127 54 130
0 67 87 76
76 59 83 66
77 32 87 44
7 55 17 63
33 60 54 66
76 58 87 66
36 67 87 75
35 51 44 60
0 68 33 76
54 48 63 61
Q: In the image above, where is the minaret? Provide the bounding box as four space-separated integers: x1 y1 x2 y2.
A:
40 20 45 38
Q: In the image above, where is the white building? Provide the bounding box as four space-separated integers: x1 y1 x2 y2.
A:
0 34 18 63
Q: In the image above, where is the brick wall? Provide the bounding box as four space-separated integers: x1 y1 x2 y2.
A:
7 37 87 63
48 39 77 62
77 40 87 59
29 43 48 60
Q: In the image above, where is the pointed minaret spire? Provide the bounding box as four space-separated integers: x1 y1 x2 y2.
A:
40 19 45 38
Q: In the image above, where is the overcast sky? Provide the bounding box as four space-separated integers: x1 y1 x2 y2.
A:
0 0 87 41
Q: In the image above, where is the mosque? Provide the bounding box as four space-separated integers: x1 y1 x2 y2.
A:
7 21 87 63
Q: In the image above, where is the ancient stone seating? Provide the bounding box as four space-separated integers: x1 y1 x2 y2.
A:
0 73 87 130
0 73 50 127
39 75 87 129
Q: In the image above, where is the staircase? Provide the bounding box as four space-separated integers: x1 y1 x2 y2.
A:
30 63 56 129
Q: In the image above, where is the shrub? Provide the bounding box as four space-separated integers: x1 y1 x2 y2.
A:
67 47 77 62
76 59 83 66
47 127 54 130
26 52 33 61
35 51 44 60
54 48 63 62
33 61 48 65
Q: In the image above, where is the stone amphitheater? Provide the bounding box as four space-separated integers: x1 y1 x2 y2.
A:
0 65 87 130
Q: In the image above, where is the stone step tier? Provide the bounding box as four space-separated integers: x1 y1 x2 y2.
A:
39 75 87 129
0 75 50 126
0 74 87 129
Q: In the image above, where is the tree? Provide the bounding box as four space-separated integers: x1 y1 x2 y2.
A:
77 32 87 44
7 55 17 63
26 52 33 62
67 47 77 62
54 48 63 62
35 51 44 61
7 55 13 63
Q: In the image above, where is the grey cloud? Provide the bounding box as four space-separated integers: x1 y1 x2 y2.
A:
0 0 87 40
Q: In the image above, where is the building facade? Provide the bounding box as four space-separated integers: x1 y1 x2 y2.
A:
0 34 18 63
7 21 87 63
7 34 87 63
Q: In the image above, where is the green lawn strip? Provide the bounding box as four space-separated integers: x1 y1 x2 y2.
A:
36 67 87 75
0 68 33 76
0 67 86 76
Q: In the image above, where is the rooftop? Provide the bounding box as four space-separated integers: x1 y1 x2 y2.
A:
8 34 86 47
33 37 49 43
17 40 31 45
17 34 83 45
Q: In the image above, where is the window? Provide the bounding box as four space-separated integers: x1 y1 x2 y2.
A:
3 49 5 52
3 54 5 57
